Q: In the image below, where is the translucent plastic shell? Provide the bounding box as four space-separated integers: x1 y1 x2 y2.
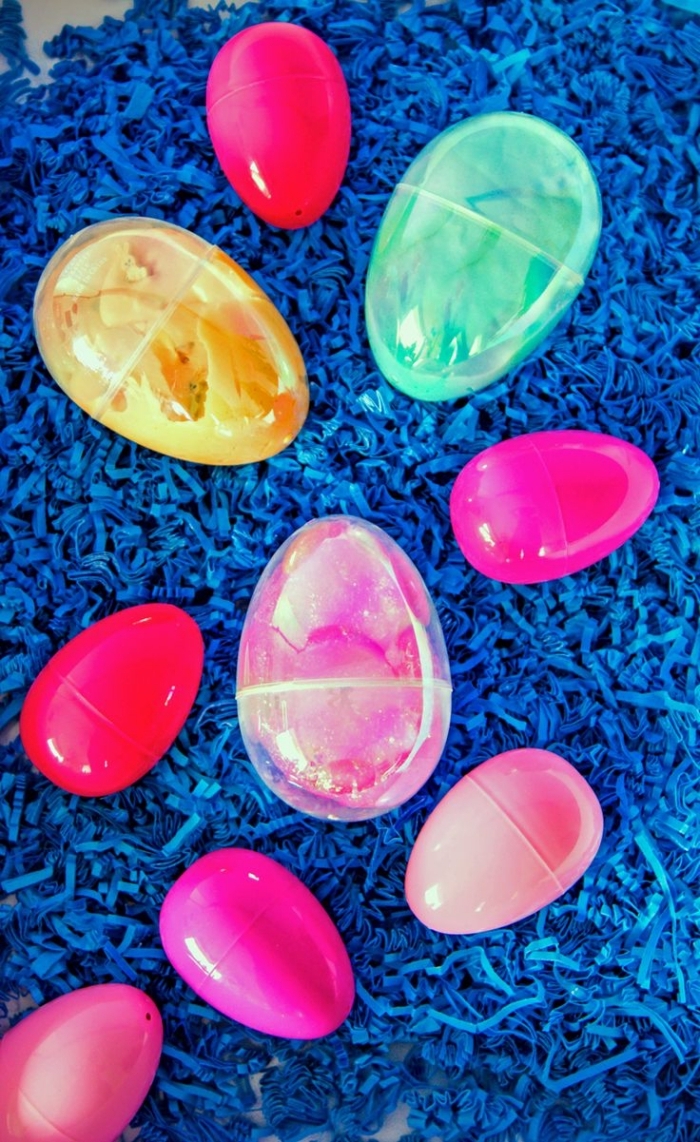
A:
366 112 602 401
236 516 452 821
33 217 308 464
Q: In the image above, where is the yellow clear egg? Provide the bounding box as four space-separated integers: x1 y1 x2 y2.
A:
33 217 309 465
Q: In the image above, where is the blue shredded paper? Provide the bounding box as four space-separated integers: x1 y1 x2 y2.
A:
0 0 699 1139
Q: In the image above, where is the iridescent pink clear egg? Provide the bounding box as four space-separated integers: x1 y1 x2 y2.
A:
236 516 452 820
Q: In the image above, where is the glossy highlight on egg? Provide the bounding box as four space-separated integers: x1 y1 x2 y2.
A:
159 848 355 1039
0 984 163 1142
33 217 309 464
236 515 452 820
405 748 604 934
206 22 351 229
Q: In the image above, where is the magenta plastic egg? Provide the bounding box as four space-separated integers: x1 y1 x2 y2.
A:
450 430 659 583
0 984 162 1142
236 516 452 820
206 23 351 229
405 748 604 934
159 848 355 1039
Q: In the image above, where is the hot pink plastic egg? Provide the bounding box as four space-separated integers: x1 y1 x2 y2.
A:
405 748 604 934
450 429 659 584
206 23 351 229
160 848 355 1039
0 984 162 1142
236 516 452 820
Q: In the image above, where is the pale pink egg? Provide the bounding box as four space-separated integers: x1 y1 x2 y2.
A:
405 748 604 934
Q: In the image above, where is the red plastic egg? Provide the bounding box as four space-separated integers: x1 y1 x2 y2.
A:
20 603 204 796
206 22 351 229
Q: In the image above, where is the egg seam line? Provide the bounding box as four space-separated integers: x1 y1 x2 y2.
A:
16 1087 82 1142
396 183 585 280
182 893 293 1002
529 439 571 561
206 75 341 116
52 668 162 765
235 679 453 697
91 243 218 423
467 773 567 893
193 900 278 981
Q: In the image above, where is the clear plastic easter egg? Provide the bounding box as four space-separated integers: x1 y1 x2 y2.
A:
33 217 308 464
366 112 602 401
236 516 452 821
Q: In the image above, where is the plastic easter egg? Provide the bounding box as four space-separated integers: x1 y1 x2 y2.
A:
33 217 308 464
0 984 162 1142
450 430 660 584
206 23 351 229
236 516 452 820
160 848 355 1038
365 112 602 401
405 749 603 934
20 603 204 796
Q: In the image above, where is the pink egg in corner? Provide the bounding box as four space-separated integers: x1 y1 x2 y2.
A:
450 430 659 583
0 984 162 1142
405 748 604 935
160 848 355 1039
235 515 452 821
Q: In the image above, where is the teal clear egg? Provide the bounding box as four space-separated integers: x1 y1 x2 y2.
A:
365 112 602 402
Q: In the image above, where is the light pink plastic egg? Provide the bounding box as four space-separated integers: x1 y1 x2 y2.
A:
405 748 604 934
0 984 162 1142
236 516 452 820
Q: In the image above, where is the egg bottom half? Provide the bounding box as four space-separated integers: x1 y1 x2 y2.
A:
366 184 586 402
237 677 453 821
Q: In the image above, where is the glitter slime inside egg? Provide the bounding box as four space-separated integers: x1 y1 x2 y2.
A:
33 217 308 464
236 516 452 821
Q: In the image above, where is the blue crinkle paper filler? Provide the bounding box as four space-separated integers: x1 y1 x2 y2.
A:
0 0 699 1139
